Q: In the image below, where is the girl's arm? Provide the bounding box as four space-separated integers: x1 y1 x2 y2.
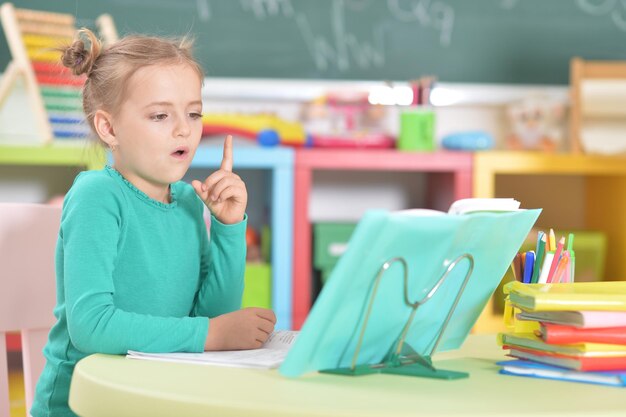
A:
191 214 247 318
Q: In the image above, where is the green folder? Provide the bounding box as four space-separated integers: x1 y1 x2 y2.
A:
280 208 541 377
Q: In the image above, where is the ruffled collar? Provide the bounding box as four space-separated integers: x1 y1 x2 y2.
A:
105 165 177 210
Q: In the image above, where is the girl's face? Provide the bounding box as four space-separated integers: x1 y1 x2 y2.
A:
110 63 203 202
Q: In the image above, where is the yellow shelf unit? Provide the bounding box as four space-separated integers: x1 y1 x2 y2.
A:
473 151 626 333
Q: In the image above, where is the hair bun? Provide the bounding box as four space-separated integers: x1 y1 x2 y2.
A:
61 28 102 76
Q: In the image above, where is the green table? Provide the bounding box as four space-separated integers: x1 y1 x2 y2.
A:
69 335 626 417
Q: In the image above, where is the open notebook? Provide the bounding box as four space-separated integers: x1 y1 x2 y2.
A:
127 330 298 369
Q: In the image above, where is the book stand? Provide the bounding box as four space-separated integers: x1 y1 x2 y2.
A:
321 253 474 380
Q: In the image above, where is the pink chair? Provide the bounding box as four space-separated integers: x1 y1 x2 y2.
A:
0 203 60 417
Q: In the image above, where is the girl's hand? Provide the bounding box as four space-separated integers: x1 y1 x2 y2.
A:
192 135 247 224
204 307 277 350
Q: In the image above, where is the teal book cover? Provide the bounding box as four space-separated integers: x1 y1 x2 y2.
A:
280 208 541 377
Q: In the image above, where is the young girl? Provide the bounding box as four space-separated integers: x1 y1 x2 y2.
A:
31 29 276 417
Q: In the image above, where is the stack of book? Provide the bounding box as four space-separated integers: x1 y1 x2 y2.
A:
497 281 626 387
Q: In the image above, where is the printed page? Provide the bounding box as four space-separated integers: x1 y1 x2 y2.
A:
448 198 521 215
394 208 446 217
127 330 299 369
262 330 298 350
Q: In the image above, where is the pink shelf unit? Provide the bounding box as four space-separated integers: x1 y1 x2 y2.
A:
293 149 473 329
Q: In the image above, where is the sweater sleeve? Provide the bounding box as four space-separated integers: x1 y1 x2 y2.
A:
191 214 247 318
62 176 208 355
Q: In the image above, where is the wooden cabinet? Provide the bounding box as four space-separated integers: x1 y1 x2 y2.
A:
5 144 626 334
473 151 626 332
292 149 473 329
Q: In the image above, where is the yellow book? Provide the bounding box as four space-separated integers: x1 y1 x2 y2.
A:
503 298 540 333
498 332 626 356
503 281 626 312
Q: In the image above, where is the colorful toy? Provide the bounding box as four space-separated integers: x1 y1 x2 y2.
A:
506 96 565 152
0 3 117 142
300 92 393 148
442 131 494 151
202 113 307 147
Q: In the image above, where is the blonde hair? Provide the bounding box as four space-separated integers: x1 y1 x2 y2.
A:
61 29 204 139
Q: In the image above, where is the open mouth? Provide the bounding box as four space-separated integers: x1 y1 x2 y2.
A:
171 147 189 158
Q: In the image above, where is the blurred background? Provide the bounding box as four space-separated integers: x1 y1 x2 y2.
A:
2 1 626 414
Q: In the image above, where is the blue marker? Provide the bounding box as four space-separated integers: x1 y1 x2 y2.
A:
523 251 535 284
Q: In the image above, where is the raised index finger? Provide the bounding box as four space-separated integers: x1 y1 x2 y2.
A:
220 135 233 172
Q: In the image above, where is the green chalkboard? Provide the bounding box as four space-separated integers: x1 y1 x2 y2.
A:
2 0 626 84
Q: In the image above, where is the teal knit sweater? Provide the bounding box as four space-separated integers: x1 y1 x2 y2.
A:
31 166 246 417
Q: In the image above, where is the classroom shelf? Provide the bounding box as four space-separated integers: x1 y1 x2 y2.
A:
473 151 626 333
190 145 294 330
292 149 473 329
0 142 105 170
7 145 625 335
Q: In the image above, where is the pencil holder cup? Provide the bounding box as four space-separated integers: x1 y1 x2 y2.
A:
398 108 435 151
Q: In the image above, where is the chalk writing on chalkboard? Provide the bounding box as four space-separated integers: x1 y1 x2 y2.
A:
6 0 626 82
502 0 626 32
208 0 455 73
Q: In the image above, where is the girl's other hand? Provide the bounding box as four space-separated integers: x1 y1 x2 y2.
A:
192 135 247 224
204 307 277 351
